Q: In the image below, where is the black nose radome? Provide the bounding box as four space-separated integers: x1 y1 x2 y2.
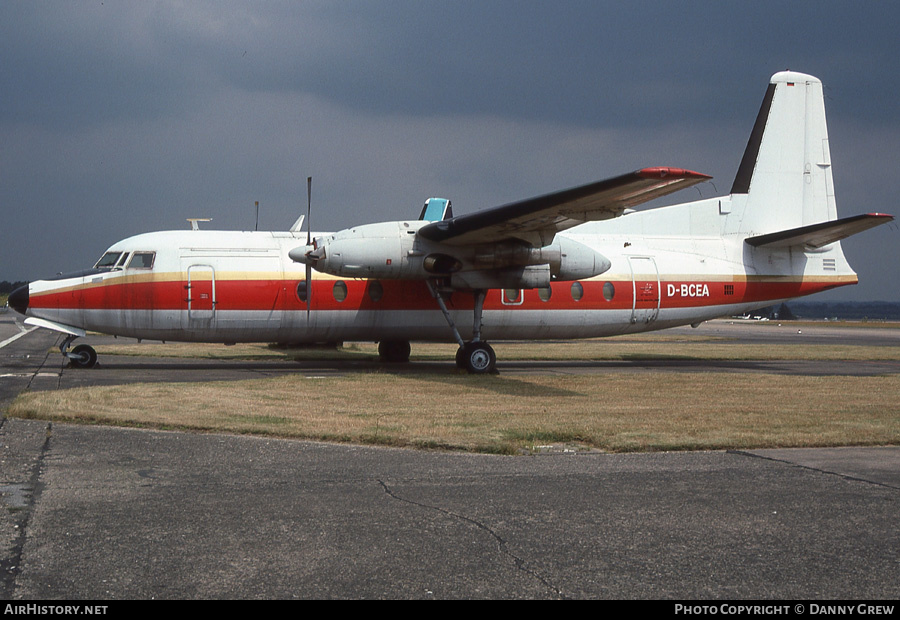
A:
8 284 29 315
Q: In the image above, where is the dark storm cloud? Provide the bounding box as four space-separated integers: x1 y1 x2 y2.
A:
2 4 190 127
5 2 895 131
1 2 897 300
206 2 899 129
5 2 898 125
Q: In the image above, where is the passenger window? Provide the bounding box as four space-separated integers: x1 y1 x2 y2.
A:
127 252 156 269
502 289 523 305
367 280 384 303
333 281 348 302
296 280 309 303
603 281 615 302
571 281 584 302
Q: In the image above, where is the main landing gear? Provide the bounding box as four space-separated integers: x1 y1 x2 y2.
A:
60 335 98 369
455 340 496 374
427 283 497 375
378 339 411 363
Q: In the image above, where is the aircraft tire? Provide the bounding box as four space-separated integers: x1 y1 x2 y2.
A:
69 344 98 369
455 346 467 369
378 340 411 363
462 342 496 374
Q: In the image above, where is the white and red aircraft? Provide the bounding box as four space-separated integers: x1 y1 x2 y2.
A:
8 71 893 373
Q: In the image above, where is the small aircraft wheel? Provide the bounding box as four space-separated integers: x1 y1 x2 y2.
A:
378 340 411 363
462 342 496 374
69 344 98 369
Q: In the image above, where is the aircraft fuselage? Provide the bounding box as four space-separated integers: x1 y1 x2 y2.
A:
20 206 854 347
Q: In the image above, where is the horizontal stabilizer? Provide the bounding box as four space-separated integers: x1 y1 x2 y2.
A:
745 213 894 249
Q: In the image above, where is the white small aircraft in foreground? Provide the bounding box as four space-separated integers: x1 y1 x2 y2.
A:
8 71 892 373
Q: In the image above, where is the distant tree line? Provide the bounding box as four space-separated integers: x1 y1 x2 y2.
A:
752 303 796 320
788 301 900 321
755 301 900 321
1 281 27 295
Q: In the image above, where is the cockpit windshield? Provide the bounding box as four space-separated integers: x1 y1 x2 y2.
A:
94 250 156 271
94 252 123 269
127 252 155 269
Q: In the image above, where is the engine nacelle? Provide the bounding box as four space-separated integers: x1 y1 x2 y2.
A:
292 221 419 279
554 236 611 281
288 219 611 286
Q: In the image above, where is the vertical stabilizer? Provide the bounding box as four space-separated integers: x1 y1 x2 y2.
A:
731 71 836 235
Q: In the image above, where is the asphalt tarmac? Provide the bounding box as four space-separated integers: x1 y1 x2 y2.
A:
1 315 898 599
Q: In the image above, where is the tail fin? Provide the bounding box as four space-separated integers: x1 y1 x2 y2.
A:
731 71 836 235
732 71 893 248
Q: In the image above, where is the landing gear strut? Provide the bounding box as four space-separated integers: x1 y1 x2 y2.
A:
60 335 98 369
427 282 497 374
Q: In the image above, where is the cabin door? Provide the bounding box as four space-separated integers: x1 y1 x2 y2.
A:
627 256 660 324
185 264 216 321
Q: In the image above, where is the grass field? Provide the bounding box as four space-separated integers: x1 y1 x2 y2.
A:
7 331 900 455
85 330 900 362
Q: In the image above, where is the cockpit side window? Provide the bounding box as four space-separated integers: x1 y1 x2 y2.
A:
95 252 122 269
127 252 156 270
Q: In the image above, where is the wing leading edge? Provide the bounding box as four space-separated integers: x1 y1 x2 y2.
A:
417 167 711 247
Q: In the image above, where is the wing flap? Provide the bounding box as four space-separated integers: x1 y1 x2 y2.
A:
418 167 711 246
745 213 894 249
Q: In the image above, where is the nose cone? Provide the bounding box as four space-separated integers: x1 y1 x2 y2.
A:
8 284 29 315
288 244 315 265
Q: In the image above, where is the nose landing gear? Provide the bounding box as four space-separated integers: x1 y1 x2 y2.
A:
60 335 98 369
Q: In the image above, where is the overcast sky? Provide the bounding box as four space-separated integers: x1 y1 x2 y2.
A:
2 1 897 301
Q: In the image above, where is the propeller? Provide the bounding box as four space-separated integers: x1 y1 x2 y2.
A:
305 176 312 319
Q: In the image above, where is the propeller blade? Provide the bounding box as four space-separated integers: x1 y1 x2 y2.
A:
306 177 312 246
306 177 312 319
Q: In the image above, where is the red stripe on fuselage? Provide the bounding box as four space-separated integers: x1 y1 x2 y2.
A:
28 273 855 315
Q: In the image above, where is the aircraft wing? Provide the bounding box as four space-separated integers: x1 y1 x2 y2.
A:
417 167 711 247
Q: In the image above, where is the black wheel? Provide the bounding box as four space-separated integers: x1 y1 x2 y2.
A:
69 344 98 369
378 340 411 363
462 342 496 374
455 345 467 369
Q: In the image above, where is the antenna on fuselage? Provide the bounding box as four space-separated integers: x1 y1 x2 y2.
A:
188 218 212 231
289 214 306 232
255 201 260 231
